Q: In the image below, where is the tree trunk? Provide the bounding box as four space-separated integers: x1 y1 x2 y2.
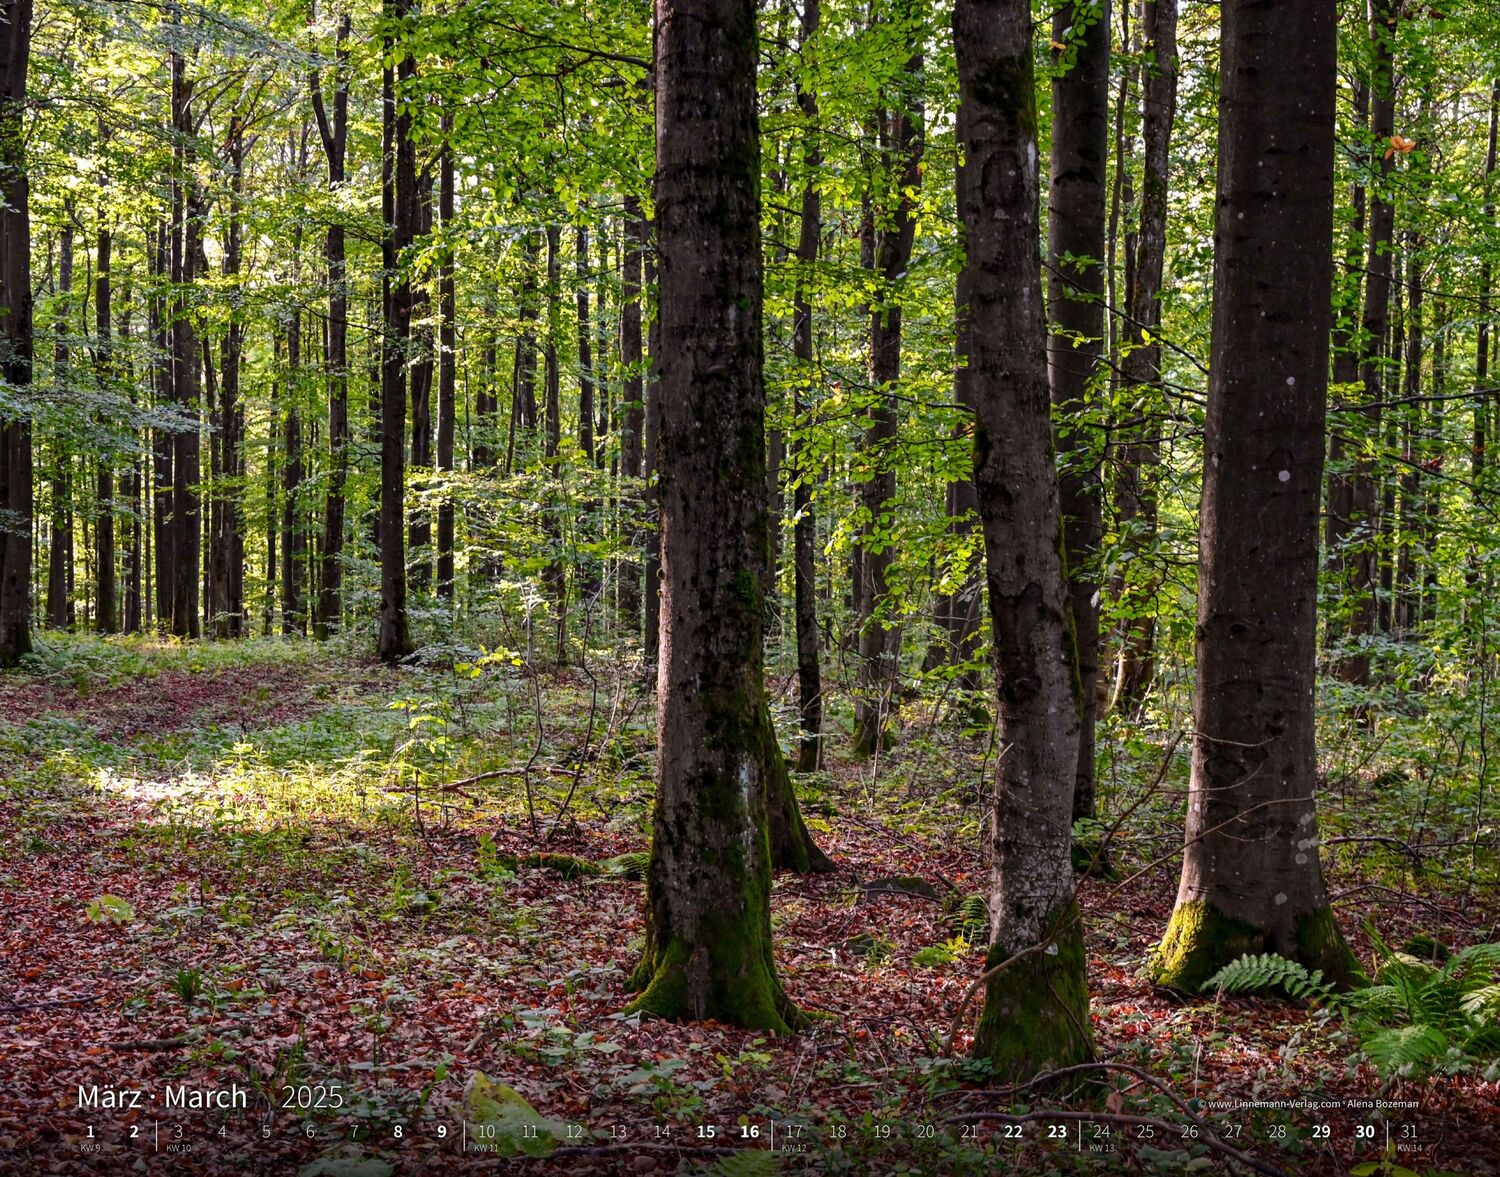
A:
0 0 32 667
150 225 173 631
954 0 1092 1074
436 129 456 600
1337 0 1400 684
169 46 201 640
1475 83 1498 543
618 200 646 633
1046 0 1109 820
1113 0 1178 712
377 0 413 662
1149 0 1357 993
628 0 810 1029
93 209 116 634
791 0 823 774
407 170 434 593
313 13 351 636
281 311 305 636
47 222 72 632
853 65 922 757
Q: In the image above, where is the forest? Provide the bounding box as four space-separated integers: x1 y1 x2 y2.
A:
1 0 1499 1172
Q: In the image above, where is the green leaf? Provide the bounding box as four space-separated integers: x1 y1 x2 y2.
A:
85 894 135 924
299 1159 395 1177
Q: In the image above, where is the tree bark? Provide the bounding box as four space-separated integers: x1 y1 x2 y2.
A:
313 11 351 636
1150 0 1357 993
169 45 201 640
436 127 456 600
1336 0 1400 684
628 0 810 1028
0 0 32 667
618 199 646 634
377 0 414 662
791 0 823 774
1112 0 1178 712
853 52 923 757
954 0 1091 1074
1046 0 1109 820
46 222 72 632
93 207 116 634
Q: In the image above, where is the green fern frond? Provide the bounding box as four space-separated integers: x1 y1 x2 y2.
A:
1359 1024 1451 1076
1204 953 1332 1003
707 1149 778 1176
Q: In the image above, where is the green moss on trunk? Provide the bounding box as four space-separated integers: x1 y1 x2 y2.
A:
1148 900 1265 993
972 898 1092 1077
1296 905 1364 989
1149 899 1362 993
625 929 802 1033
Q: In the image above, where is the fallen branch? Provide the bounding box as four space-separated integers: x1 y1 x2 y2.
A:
104 1034 195 1052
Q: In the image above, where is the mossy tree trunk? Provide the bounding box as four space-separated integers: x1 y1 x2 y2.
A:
627 0 801 1031
953 0 1093 1075
1046 0 1109 821
1149 0 1358 995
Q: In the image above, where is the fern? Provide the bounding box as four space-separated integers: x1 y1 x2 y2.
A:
706 1149 777 1176
601 851 650 880
1359 1024 1452 1074
1204 953 1333 1003
950 893 989 942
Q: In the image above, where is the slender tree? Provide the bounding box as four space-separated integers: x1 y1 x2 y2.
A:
312 7 351 635
436 124 456 599
1112 0 1178 710
852 36 923 756
954 0 1092 1072
1046 0 1109 820
377 0 414 662
790 0 822 773
1150 0 1358 992
0 0 33 667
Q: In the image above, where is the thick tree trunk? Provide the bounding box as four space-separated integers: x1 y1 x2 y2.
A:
853 65 923 757
377 0 413 662
313 14 350 636
791 0 823 774
0 0 31 667
954 0 1091 1074
1150 0 1357 993
1112 0 1178 712
628 0 810 1028
1047 0 1109 820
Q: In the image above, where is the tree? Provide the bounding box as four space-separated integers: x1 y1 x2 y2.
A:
0 0 32 667
790 0 822 773
377 0 414 663
953 0 1092 1072
852 24 923 757
1046 0 1109 820
1112 0 1178 710
312 6 352 636
627 0 802 1030
1149 0 1358 993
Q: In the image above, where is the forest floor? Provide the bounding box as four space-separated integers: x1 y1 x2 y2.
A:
1 634 1497 1176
